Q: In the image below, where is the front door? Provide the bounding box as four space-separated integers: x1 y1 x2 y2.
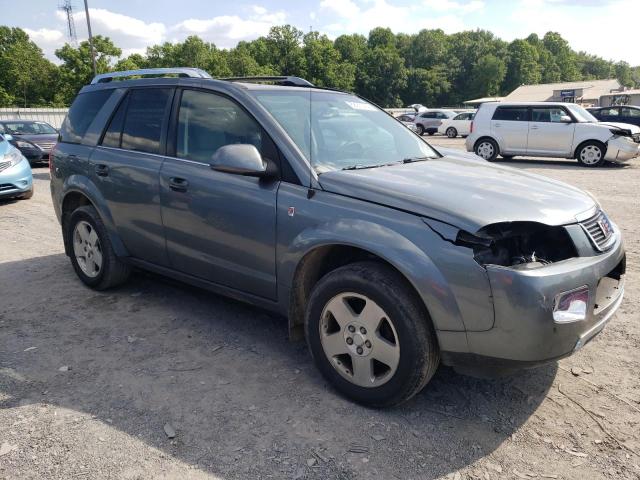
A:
526 106 575 156
159 89 279 299
90 87 174 266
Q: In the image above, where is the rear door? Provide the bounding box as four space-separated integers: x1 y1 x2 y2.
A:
90 87 174 266
620 107 640 127
159 88 279 299
490 106 529 153
526 106 575 156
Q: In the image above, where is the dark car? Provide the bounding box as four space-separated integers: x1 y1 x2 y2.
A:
51 68 625 407
588 105 640 128
0 120 58 165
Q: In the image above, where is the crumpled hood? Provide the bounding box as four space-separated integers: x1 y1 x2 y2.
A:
318 152 596 232
598 122 640 134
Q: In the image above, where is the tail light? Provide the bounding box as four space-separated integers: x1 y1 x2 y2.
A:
470 121 474 133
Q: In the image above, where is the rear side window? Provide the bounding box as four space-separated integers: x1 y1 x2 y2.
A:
60 89 113 144
492 107 528 122
101 95 129 148
621 107 640 118
121 88 172 155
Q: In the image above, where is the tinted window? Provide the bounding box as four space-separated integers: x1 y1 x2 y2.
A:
177 90 262 163
121 88 172 155
600 107 619 117
60 89 113 144
101 95 128 148
492 107 528 121
621 107 640 118
531 107 568 123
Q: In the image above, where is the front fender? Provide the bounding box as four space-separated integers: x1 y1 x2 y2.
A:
62 174 129 257
279 217 467 333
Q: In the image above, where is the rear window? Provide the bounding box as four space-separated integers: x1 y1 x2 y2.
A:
492 107 528 122
60 89 113 144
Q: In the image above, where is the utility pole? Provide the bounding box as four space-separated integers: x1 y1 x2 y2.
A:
84 0 97 77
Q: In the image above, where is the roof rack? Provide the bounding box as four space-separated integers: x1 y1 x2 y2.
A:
90 68 213 84
221 76 314 87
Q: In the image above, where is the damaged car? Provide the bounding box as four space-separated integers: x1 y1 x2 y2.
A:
466 102 640 167
51 70 626 407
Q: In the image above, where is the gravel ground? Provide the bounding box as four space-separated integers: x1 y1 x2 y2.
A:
1 142 639 480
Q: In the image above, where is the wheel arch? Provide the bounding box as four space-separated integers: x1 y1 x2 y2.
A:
60 176 129 257
573 138 607 160
473 135 499 152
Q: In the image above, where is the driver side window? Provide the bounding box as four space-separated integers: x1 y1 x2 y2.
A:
177 90 263 163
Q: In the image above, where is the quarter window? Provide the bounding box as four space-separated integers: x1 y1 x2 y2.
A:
121 88 172 155
176 90 262 163
492 107 528 122
60 89 113 144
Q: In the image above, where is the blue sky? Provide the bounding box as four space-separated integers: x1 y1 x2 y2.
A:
2 0 638 65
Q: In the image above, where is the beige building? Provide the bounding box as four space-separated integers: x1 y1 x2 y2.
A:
599 89 640 107
503 79 622 106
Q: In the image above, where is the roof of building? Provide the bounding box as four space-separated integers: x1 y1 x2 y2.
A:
600 88 640 97
504 79 621 102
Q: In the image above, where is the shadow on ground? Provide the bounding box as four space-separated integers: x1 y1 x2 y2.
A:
0 254 556 479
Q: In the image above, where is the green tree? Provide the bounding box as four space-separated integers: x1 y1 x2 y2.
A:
367 27 395 50
469 54 506 98
504 39 542 92
302 31 355 90
542 32 580 81
357 47 407 107
334 33 367 65
265 25 304 75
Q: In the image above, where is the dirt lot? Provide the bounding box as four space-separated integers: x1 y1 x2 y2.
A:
1 140 639 480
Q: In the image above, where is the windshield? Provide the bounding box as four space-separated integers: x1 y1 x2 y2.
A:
251 90 438 173
566 104 598 123
2 121 57 135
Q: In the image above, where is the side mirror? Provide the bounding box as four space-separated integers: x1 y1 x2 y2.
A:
210 144 270 177
560 115 572 123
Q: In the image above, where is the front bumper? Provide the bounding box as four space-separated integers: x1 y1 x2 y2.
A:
605 136 640 162
0 159 33 198
444 229 625 375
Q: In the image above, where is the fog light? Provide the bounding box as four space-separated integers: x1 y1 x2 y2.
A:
553 286 589 323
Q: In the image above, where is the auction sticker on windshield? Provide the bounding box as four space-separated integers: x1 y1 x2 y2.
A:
345 101 377 111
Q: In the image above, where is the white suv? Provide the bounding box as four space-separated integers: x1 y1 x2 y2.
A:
465 102 640 167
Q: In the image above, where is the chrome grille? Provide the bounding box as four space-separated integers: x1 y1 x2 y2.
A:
580 210 615 251
33 141 55 151
0 161 10 172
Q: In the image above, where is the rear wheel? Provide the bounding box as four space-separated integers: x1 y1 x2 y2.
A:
474 138 499 161
305 261 439 407
427 130 435 136
416 124 425 136
576 141 606 167
446 127 457 138
66 205 131 290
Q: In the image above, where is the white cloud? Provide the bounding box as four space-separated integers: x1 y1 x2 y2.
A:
494 0 640 65
24 28 64 58
320 0 360 18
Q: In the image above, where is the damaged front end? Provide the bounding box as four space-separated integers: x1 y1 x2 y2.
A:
455 221 577 269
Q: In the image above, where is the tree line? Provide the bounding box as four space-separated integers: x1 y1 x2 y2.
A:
1 24 639 108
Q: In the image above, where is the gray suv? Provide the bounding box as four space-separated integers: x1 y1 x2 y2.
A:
51 68 626 407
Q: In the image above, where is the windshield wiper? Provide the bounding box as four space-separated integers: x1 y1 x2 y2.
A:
342 164 381 171
400 156 432 164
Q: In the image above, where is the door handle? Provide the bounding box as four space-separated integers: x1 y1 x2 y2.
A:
95 164 109 176
494 123 501 127
530 126 539 130
168 177 189 192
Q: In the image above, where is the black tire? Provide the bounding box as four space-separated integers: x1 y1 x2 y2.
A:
446 127 457 138
501 154 514 160
305 261 440 408
576 141 606 167
416 124 425 136
474 137 499 161
66 205 131 290
20 185 34 199
427 130 435 136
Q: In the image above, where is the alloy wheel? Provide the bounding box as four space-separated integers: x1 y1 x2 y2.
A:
319 292 400 388
72 220 103 278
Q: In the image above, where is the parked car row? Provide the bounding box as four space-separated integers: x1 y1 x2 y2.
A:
395 109 475 138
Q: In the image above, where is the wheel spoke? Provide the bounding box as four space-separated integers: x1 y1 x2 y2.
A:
358 300 386 332
325 296 356 329
77 224 90 243
372 335 400 368
85 257 96 274
92 248 103 270
322 332 349 357
87 228 99 247
351 356 374 386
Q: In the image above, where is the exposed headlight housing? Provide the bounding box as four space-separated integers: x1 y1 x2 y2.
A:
553 286 590 323
1 148 26 169
15 140 33 148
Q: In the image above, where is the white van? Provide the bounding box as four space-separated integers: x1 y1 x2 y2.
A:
465 102 640 167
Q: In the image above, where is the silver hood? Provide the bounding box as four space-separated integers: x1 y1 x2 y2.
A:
318 153 596 232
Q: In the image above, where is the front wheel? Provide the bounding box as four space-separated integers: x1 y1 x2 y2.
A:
416 124 425 136
446 127 457 138
66 205 131 290
576 141 606 167
305 261 439 408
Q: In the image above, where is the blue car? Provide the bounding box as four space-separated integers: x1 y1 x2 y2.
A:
0 134 33 200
